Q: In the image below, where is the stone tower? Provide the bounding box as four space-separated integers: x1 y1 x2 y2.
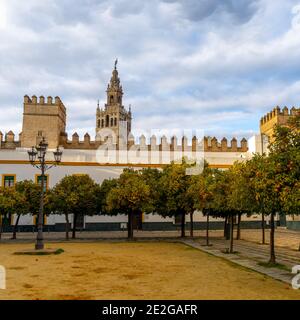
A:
96 60 132 143
260 106 299 142
21 95 66 149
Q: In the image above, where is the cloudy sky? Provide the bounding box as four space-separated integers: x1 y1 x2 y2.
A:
0 0 300 141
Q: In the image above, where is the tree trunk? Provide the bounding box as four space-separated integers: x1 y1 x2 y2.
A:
236 213 241 240
65 213 70 240
190 212 194 237
229 214 234 253
206 213 210 246
181 212 186 238
224 216 228 238
72 213 77 239
128 211 134 240
269 212 276 264
261 212 265 244
12 214 21 240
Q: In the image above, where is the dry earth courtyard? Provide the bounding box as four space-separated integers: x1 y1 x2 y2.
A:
0 242 299 300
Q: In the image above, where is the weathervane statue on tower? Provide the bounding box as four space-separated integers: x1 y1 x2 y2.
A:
114 58 118 69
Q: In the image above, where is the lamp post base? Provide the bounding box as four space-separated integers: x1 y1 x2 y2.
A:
35 242 44 250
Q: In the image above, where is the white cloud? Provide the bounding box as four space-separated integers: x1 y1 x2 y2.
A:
0 0 7 29
0 0 299 141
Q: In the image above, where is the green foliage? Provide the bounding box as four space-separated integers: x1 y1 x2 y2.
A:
0 180 40 217
188 162 215 214
227 162 251 213
0 186 23 217
15 180 41 215
268 113 300 216
98 178 119 215
156 161 193 218
50 174 99 216
140 168 162 214
106 169 151 215
245 154 281 216
205 169 232 218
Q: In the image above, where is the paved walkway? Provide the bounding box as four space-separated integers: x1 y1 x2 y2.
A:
209 228 300 252
183 236 300 285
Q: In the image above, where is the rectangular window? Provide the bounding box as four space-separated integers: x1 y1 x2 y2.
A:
35 175 49 192
33 215 47 226
2 175 16 188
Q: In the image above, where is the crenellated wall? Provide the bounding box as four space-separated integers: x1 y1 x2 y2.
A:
59 133 248 152
0 131 21 149
260 106 300 141
0 129 248 153
60 132 101 150
21 95 67 149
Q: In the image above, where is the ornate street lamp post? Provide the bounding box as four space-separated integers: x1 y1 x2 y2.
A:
28 138 63 250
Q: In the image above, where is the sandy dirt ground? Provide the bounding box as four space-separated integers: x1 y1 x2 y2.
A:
0 242 299 300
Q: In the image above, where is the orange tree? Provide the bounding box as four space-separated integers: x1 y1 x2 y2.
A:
0 181 40 239
246 154 281 264
0 186 22 238
98 178 119 217
245 155 269 245
208 169 238 252
106 169 151 239
188 162 215 242
13 180 40 239
268 113 300 255
155 161 193 238
227 161 255 241
50 175 99 239
270 114 300 218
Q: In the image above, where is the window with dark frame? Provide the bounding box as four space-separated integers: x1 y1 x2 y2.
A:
3 175 15 188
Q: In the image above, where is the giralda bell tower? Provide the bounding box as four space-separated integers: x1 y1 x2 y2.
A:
96 60 132 144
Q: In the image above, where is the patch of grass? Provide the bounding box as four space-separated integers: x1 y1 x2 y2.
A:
14 248 65 256
54 248 64 255
258 261 290 272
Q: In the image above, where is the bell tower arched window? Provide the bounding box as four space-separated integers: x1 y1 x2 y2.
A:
106 115 109 127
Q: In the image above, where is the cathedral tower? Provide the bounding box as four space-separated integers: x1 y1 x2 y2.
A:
96 60 132 143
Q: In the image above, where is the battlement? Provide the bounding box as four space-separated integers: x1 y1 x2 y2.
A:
260 106 300 140
260 106 299 125
24 95 65 107
60 133 248 152
21 94 67 148
0 131 21 149
0 130 248 157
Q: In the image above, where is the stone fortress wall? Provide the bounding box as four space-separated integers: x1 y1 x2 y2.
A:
260 106 299 141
